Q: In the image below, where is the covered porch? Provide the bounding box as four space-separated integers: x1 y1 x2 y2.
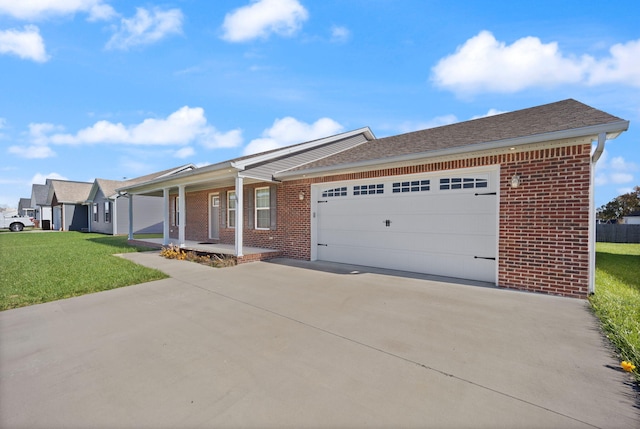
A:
119 162 274 259
128 237 282 264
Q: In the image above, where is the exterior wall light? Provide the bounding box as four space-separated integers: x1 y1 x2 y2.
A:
511 174 521 188
299 191 305 200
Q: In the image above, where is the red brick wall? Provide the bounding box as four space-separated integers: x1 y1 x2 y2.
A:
281 142 592 298
497 144 591 298
169 142 592 298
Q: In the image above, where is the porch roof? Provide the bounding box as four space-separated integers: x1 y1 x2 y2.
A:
117 127 375 196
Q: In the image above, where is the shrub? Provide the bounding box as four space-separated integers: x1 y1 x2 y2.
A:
159 244 237 268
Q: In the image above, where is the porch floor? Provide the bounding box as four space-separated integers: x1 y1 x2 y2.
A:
129 238 282 261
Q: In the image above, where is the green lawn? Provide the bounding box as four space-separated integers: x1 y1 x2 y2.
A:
590 243 640 381
0 232 168 311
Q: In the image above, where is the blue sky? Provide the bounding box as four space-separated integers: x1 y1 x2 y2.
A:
0 0 638 209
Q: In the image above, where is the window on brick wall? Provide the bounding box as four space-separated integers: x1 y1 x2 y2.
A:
255 187 270 229
173 196 180 226
228 191 236 228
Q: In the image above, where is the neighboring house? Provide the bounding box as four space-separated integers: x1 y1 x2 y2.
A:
622 211 640 224
47 179 93 231
31 183 53 230
86 165 196 235
17 198 35 218
120 99 629 298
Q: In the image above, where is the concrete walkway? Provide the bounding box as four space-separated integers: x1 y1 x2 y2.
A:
1 252 638 428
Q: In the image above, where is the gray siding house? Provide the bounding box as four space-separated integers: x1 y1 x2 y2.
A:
86 165 195 235
30 183 53 230
47 179 93 231
18 198 35 218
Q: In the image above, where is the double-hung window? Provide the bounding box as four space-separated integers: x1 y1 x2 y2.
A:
255 187 270 229
104 201 111 223
173 197 180 226
227 191 236 228
93 203 98 222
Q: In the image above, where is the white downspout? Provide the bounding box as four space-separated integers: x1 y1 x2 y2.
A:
588 132 607 295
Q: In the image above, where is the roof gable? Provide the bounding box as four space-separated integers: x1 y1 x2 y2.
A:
87 164 197 201
31 184 50 206
48 180 93 204
280 99 628 176
120 128 375 193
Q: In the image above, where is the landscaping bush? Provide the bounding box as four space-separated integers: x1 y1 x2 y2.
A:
160 243 237 268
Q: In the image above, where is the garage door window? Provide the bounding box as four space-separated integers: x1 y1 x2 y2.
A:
392 180 430 193
354 184 384 195
440 177 488 190
322 187 347 197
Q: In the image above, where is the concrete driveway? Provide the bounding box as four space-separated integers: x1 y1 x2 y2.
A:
1 253 638 428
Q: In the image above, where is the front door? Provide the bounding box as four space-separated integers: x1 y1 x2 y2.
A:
209 194 220 240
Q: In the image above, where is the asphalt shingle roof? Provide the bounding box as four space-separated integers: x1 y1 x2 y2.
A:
49 180 93 204
289 99 625 172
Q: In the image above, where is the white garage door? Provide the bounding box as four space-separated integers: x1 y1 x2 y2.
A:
312 168 498 283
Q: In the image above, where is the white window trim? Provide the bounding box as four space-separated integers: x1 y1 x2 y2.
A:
255 187 270 230
104 201 111 223
93 203 98 222
173 196 180 226
228 191 236 229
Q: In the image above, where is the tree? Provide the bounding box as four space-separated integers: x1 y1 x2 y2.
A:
597 186 640 221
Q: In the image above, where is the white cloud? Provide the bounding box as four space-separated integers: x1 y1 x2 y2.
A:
174 147 195 159
31 172 67 185
200 129 243 149
588 39 640 87
594 150 637 186
330 25 350 43
0 0 116 21
0 25 49 62
221 0 308 42
471 108 506 119
431 31 640 95
432 31 586 95
243 116 343 155
397 115 458 134
15 107 243 157
8 144 56 159
106 7 183 50
610 173 634 184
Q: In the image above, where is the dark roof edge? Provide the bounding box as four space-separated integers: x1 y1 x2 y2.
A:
276 120 630 180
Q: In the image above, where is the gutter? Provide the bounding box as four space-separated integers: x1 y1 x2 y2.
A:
275 120 630 180
588 132 608 295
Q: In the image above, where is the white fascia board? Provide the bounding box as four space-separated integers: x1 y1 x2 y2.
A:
156 163 198 178
118 162 240 195
232 127 375 169
276 120 629 180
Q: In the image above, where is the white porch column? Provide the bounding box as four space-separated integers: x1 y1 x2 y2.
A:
178 185 186 247
128 194 134 240
163 188 170 246
235 176 244 257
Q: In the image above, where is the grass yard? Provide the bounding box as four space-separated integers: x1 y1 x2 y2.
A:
590 243 640 381
0 232 168 311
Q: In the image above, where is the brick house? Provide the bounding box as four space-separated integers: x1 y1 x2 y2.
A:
121 99 629 298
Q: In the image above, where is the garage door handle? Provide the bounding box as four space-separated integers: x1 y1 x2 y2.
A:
474 256 496 260
318 243 328 246
474 192 497 196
